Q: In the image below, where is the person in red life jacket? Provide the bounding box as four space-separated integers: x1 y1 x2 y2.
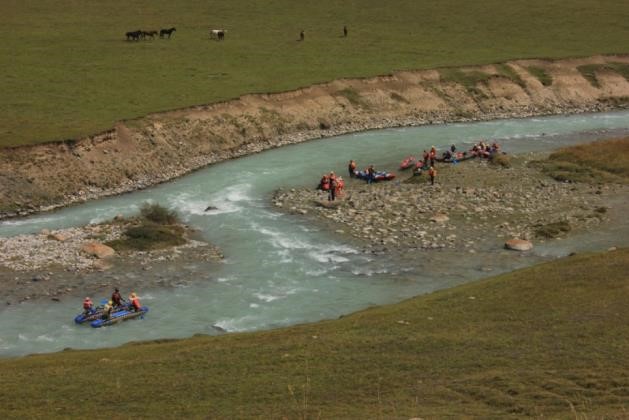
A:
129 292 141 312
328 172 338 201
318 174 330 191
429 146 437 166
83 297 94 315
111 287 125 308
428 166 437 186
348 160 357 178
422 150 429 166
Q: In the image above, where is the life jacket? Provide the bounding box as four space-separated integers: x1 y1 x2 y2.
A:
321 176 330 190
131 297 141 310
429 168 437 177
349 161 357 170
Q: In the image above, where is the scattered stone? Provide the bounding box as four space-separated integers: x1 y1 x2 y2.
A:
47 233 67 242
204 206 218 212
608 246 617 252
81 242 116 259
430 213 449 223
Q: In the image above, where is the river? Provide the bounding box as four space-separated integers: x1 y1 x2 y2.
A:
1 111 629 357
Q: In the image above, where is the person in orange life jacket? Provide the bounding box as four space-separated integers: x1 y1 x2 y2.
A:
348 160 357 178
428 166 437 185
328 172 338 201
83 297 94 315
111 287 125 308
129 293 141 312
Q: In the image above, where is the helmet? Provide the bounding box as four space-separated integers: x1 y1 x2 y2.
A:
108 300 113 305
84 297 90 301
115 288 119 292
130 293 136 299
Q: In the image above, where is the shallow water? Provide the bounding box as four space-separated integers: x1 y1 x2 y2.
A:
1 111 629 357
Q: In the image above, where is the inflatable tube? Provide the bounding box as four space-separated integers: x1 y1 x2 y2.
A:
399 156 416 170
74 303 132 324
90 306 149 328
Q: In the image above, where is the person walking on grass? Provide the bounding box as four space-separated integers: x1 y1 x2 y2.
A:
300 30 305 41
343 25 348 37
428 166 437 185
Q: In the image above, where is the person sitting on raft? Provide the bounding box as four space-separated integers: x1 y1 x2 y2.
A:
111 287 125 308
102 300 113 320
82 297 94 315
129 293 142 312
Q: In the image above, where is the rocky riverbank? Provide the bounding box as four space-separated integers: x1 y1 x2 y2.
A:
1 55 629 219
272 153 622 254
0 220 223 306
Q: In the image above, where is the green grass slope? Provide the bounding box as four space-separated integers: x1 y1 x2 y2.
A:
1 249 628 418
2 0 629 147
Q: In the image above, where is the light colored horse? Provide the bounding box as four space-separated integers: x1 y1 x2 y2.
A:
210 29 226 40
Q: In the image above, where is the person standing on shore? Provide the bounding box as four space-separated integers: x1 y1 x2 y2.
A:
428 166 437 185
367 165 375 184
348 160 357 178
328 172 338 201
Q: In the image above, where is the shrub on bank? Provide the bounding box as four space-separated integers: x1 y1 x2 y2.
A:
106 203 186 251
140 203 180 225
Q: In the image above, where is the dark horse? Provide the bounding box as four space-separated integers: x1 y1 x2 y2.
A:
126 30 142 41
159 27 176 38
142 30 158 39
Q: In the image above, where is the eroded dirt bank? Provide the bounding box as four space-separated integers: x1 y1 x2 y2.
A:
1 55 629 218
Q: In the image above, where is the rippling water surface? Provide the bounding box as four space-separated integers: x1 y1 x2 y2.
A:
1 111 629 357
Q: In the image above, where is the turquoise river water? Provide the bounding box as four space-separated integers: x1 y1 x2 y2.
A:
1 111 629 357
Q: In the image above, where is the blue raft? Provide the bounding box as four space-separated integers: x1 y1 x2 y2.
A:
90 306 149 328
74 302 133 324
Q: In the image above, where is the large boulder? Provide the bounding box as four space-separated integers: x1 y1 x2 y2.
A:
81 242 115 259
505 238 533 251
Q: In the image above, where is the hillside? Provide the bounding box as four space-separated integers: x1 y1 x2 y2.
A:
1 0 629 147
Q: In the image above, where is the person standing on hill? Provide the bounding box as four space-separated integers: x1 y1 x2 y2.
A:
300 30 305 41
428 166 437 185
343 26 348 37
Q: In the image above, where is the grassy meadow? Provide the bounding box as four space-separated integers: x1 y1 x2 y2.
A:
535 136 629 184
1 249 628 417
2 0 629 147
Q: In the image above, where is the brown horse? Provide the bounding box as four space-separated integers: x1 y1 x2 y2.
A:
159 27 176 38
126 30 142 41
142 30 158 39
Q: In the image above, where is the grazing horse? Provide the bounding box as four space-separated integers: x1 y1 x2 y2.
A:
210 29 226 41
160 27 176 38
126 30 142 41
142 30 158 39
